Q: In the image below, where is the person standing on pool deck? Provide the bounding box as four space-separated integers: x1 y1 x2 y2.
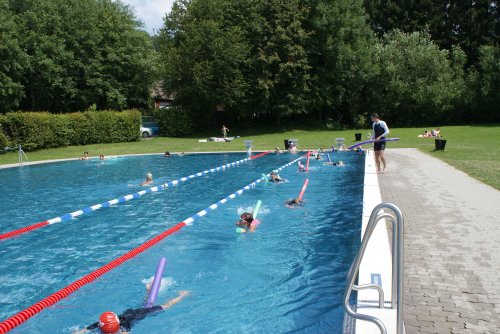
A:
73 290 190 334
371 113 390 173
222 125 229 138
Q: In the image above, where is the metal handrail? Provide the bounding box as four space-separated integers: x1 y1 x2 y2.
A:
343 203 404 334
353 284 384 308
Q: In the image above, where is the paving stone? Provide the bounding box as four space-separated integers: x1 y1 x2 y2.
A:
378 149 500 333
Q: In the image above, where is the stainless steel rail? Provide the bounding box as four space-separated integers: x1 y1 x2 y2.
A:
343 203 404 334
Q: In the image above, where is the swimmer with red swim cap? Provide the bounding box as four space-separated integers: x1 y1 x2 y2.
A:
73 289 189 334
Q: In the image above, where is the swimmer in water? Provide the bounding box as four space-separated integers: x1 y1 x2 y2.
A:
298 161 306 172
99 155 105 160
315 153 322 160
286 198 303 208
164 151 171 157
333 160 344 167
140 173 153 186
235 212 260 233
269 172 282 182
73 286 189 334
80 152 89 160
274 147 281 154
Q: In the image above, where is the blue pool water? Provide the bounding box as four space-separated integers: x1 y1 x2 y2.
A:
0 152 364 333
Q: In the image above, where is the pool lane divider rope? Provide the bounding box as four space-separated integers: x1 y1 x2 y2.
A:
0 154 302 333
0 151 271 241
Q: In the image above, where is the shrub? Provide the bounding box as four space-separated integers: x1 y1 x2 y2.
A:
2 110 140 151
0 116 9 150
367 30 466 126
154 107 194 137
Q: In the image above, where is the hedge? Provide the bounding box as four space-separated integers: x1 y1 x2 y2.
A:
154 107 193 137
1 110 140 151
0 115 9 150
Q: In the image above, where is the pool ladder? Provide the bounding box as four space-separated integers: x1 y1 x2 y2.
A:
343 203 404 334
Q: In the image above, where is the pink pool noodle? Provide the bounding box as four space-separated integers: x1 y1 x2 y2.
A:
298 179 309 201
145 257 166 308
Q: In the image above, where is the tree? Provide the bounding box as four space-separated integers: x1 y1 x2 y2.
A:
159 0 312 126
159 0 250 126
0 0 27 112
466 45 500 122
5 0 157 112
304 0 377 127
367 30 466 125
363 0 499 67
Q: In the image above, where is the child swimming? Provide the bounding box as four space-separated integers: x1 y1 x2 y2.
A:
269 172 283 182
235 212 260 233
324 160 344 167
298 161 306 172
140 173 154 186
286 198 303 208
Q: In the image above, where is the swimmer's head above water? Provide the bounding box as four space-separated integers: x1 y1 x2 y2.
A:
98 312 120 333
286 198 303 207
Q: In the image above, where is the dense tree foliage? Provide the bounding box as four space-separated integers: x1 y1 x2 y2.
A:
466 45 500 122
0 0 498 128
366 31 466 125
364 0 499 66
159 0 378 127
157 0 499 127
0 0 27 113
0 0 157 113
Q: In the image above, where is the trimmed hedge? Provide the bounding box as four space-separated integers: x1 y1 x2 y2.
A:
1 110 140 151
154 107 193 137
0 115 9 150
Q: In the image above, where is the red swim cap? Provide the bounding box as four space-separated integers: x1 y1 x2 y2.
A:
98 312 120 333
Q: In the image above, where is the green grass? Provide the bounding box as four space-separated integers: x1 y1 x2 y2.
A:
1 125 499 189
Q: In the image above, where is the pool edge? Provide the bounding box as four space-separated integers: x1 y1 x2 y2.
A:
0 151 279 170
351 149 404 334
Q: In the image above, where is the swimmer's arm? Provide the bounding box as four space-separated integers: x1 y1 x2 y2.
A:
73 321 100 334
160 291 190 310
72 329 89 334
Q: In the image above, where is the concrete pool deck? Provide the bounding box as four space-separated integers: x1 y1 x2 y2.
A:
378 148 500 334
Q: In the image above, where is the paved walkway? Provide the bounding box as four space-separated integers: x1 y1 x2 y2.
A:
377 148 500 334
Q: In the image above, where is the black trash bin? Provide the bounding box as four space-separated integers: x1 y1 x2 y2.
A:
435 139 447 151
355 133 362 141
284 139 290 150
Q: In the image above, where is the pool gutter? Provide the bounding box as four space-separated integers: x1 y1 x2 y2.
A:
0 150 280 170
353 149 403 334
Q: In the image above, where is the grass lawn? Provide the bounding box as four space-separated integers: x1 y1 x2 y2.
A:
1 125 499 189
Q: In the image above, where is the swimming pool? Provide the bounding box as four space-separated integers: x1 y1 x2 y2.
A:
0 152 364 333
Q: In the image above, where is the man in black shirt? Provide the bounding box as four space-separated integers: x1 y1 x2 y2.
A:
371 113 390 173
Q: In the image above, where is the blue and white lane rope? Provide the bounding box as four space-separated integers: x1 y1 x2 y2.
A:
48 156 258 224
182 156 303 225
0 153 270 240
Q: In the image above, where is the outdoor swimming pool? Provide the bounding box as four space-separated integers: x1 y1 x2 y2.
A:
0 152 364 333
